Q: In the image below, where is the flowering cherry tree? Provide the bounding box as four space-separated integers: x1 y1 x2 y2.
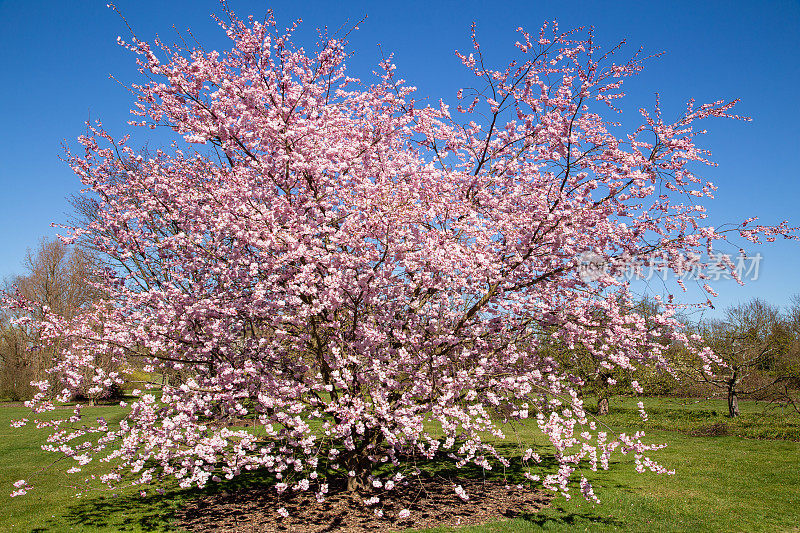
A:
8 8 795 507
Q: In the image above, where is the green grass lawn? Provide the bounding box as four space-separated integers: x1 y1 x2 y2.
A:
1 398 798 532
0 403 174 532
415 430 800 533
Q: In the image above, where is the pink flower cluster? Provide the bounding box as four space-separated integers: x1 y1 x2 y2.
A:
10 480 30 498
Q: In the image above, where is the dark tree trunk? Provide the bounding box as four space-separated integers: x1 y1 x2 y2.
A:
727 371 741 417
343 428 381 492
727 386 740 417
597 396 610 416
346 469 370 492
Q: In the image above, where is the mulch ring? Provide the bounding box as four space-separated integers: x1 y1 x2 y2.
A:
176 475 552 532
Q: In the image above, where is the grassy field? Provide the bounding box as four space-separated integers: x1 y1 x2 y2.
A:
0 398 798 532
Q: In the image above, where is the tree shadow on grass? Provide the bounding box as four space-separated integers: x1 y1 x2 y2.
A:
55 469 277 531
53 442 630 531
57 492 179 532
519 502 626 529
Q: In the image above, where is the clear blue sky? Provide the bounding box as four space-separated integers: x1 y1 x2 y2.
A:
1 0 798 318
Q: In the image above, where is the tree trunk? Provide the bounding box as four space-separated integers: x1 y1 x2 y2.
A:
344 453 373 492
597 396 609 416
727 385 740 417
346 471 369 492
343 428 380 492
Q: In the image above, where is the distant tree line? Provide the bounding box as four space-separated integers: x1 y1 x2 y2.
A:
0 238 109 401
539 296 800 417
685 297 800 416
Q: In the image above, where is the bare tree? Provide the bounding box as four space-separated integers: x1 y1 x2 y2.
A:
0 238 104 400
693 299 792 417
763 295 800 414
0 316 35 400
17 238 103 318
